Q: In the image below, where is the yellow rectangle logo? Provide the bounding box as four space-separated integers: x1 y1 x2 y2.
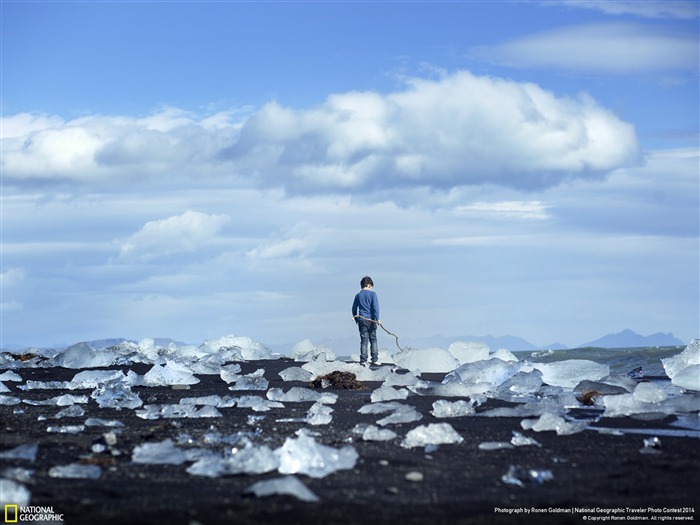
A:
4 504 18 523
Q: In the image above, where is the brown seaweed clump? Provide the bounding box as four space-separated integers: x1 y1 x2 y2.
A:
310 371 366 390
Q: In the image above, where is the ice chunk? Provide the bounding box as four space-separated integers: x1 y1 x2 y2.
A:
200 334 274 360
358 401 404 415
430 399 475 418
445 359 520 388
179 395 224 407
70 369 128 389
377 405 423 426
279 366 314 382
292 339 336 362
54 342 117 368
0 371 22 382
49 463 101 479
670 365 700 391
143 360 199 386
84 417 125 428
47 425 85 434
132 439 188 465
497 370 543 399
187 442 279 477
219 364 242 384
633 382 668 403
0 382 9 393
511 431 541 447
384 369 421 387
276 435 358 478
136 404 222 419
0 395 21 405
235 395 285 412
267 387 337 404
54 405 85 418
520 413 586 435
662 339 700 380
305 402 333 425
230 369 269 391
410 380 490 398
0 478 30 507
354 424 397 441
23 394 89 406
478 441 514 450
246 475 320 502
491 348 519 362
447 341 490 364
370 385 409 403
532 360 609 388
91 379 143 409
401 423 464 448
0 443 38 461
393 347 459 373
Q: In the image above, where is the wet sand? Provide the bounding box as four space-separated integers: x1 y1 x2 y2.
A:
1 358 698 525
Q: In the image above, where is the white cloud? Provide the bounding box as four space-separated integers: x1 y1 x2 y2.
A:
556 0 700 19
470 23 699 74
0 267 26 286
118 210 230 262
453 201 551 220
2 71 640 200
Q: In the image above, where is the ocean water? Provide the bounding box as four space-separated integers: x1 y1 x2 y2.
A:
516 346 686 377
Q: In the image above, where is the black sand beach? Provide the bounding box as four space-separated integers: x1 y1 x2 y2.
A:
1 358 698 525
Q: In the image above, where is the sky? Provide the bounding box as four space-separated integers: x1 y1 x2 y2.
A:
1 0 698 352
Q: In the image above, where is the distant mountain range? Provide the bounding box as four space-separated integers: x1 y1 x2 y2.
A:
1 329 688 355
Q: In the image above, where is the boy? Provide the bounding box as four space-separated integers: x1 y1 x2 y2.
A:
351 276 381 366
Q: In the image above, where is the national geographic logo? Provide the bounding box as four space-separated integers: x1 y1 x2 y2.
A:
3 505 64 522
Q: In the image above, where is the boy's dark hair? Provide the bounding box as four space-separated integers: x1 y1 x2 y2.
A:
360 276 374 288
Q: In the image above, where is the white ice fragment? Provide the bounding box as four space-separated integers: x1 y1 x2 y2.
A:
478 441 514 450
511 431 541 447
49 463 101 479
0 395 20 405
267 387 337 404
633 382 668 403
219 364 242 384
490 348 519 362
0 478 30 507
360 425 398 441
70 370 127 389
445 358 520 388
662 339 700 380
377 405 423 426
230 369 269 391
305 402 333 425
279 367 314 382
54 342 117 369
497 370 543 399
447 341 490 364
520 413 586 435
132 439 188 465
430 399 475 418
292 339 337 362
143 360 199 386
200 334 274 360
670 365 700 391
401 423 464 448
235 396 285 412
54 405 85 418
0 371 22 382
358 401 404 415
179 395 224 406
370 385 409 403
393 347 459 374
84 418 124 428
246 475 320 502
0 443 38 461
384 369 421 387
91 380 143 409
47 425 85 434
532 360 609 388
275 435 358 478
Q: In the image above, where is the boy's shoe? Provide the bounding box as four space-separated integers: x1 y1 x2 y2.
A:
371 360 381 367
361 361 370 368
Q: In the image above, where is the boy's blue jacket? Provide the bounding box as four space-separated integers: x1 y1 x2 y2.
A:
352 289 380 321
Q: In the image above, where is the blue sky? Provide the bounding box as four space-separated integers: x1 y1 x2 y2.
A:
1 0 698 351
